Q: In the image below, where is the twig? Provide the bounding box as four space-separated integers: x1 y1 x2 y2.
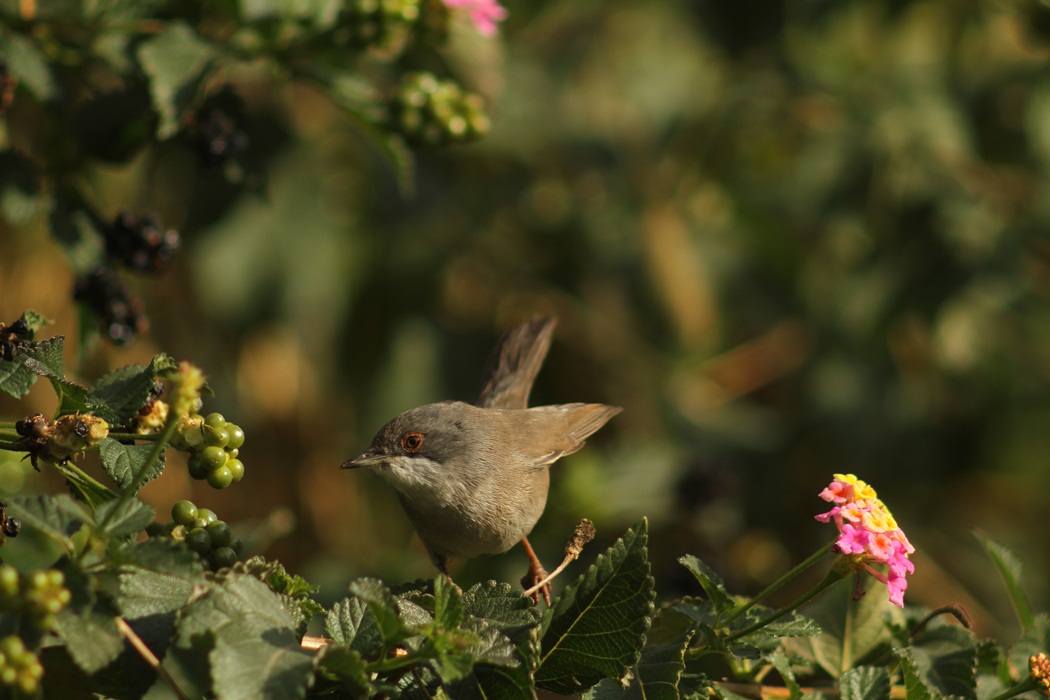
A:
523 519 596 599
301 635 330 651
115 617 190 700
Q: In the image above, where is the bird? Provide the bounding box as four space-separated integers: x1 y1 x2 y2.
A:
341 317 620 601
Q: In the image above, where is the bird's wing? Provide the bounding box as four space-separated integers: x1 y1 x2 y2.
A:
476 316 557 410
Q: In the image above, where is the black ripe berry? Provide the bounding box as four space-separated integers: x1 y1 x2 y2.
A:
104 211 180 273
73 265 148 345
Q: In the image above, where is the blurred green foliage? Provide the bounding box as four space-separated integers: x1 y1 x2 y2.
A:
2 0 1049 645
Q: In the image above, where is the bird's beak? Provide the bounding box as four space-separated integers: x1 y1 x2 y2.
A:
340 451 384 470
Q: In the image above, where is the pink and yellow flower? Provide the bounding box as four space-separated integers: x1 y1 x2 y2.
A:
816 474 915 607
443 0 507 36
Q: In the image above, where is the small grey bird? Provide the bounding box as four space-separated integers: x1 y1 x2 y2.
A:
341 317 620 598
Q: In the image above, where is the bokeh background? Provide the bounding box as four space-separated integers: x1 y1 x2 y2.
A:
3 0 1050 643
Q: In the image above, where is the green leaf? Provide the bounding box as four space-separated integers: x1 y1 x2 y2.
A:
118 566 199 620
94 497 155 537
316 645 374 696
585 629 695 700
463 580 541 636
536 518 655 696
1006 615 1050 691
974 531 1035 633
326 596 384 657
99 438 165 491
7 494 91 548
678 554 733 615
55 563 125 674
0 355 38 398
434 573 465 630
767 649 802 700
896 647 937 700
839 666 891 700
88 363 160 425
17 310 52 334
19 335 66 379
137 21 218 138
176 573 314 700
784 576 898 679
350 577 415 644
907 624 978 700
0 28 57 100
115 537 207 580
50 460 118 507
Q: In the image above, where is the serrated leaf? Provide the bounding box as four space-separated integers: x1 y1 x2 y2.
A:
1007 614 1050 682
768 649 802 700
840 666 891 700
177 573 313 700
99 438 164 491
434 573 465 630
53 376 91 415
115 537 207 579
17 310 52 334
88 363 159 424
19 335 66 378
536 518 655 696
51 460 118 507
463 581 541 637
907 624 978 700
317 645 373 695
137 22 217 138
95 497 154 537
350 577 415 644
0 356 38 397
326 597 384 657
150 353 180 376
7 494 91 547
678 555 733 615
0 28 57 100
896 647 937 700
974 531 1035 632
55 563 125 674
783 577 897 679
118 567 199 620
586 629 695 700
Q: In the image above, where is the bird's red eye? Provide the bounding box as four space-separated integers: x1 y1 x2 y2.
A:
400 432 425 452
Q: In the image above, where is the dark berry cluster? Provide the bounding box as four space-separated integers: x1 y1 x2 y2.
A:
170 413 245 489
104 211 180 273
0 318 30 362
14 413 109 468
388 72 490 146
73 265 148 345
0 564 71 632
191 88 250 170
0 635 43 696
156 500 243 570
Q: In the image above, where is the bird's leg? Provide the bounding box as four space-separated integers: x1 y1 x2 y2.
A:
519 536 552 606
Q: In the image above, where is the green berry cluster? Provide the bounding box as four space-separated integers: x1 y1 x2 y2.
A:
389 72 490 146
170 412 245 489
0 635 43 696
162 500 243 570
336 0 423 50
0 564 71 631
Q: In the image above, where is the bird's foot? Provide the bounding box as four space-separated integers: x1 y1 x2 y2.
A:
521 564 552 607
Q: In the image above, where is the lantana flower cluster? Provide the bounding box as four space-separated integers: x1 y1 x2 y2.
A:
815 474 915 607
444 0 506 36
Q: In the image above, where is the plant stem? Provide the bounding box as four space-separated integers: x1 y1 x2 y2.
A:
724 569 846 644
984 677 1039 700
724 541 837 625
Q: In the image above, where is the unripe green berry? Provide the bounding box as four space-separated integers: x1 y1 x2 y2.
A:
186 528 212 555
196 508 218 525
229 536 244 554
205 425 230 448
226 458 245 483
210 546 237 569
200 445 227 471
204 413 226 429
171 500 199 526
187 454 210 480
0 565 19 603
0 665 15 686
206 521 231 548
207 464 234 489
0 636 24 659
225 424 245 450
